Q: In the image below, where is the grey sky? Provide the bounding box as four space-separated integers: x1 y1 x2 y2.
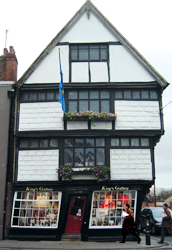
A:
0 0 172 189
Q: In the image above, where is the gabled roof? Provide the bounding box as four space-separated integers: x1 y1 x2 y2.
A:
16 0 169 89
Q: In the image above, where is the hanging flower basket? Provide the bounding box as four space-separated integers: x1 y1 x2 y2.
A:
56 166 74 181
90 166 110 182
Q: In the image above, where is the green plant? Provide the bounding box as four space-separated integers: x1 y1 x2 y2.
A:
65 110 116 120
90 165 110 182
57 166 74 181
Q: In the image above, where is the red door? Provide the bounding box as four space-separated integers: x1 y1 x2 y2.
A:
65 196 86 234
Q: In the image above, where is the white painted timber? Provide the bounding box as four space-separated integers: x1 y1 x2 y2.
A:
25 45 69 84
115 100 160 130
17 150 59 181
19 102 63 131
67 121 88 130
60 12 117 43
91 121 112 130
109 45 155 82
90 62 108 82
110 149 152 180
71 62 89 82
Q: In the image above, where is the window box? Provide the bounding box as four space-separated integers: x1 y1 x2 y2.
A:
74 170 93 175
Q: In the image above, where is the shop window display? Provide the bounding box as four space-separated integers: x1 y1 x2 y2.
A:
89 190 136 228
11 191 62 228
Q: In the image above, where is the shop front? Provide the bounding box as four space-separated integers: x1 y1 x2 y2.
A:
9 183 145 241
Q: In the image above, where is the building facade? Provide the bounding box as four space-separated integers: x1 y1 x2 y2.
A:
4 1 169 241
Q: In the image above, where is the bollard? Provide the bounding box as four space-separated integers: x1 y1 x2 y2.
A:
145 214 151 245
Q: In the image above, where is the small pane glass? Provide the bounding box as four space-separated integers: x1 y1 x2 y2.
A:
85 148 95 166
100 91 109 99
21 92 28 101
38 92 46 100
64 148 73 166
30 139 39 148
86 139 94 147
47 91 54 100
124 90 132 99
40 139 48 147
79 46 88 60
121 138 129 147
101 100 109 113
20 140 29 148
79 101 88 112
50 139 58 147
55 91 59 100
29 92 37 101
150 91 158 99
132 91 140 99
69 101 77 112
141 138 149 146
71 47 78 60
115 91 122 99
64 139 74 147
100 48 107 60
79 91 88 99
75 139 84 147
131 138 140 147
90 100 99 112
96 138 105 147
68 91 77 99
90 91 99 99
75 148 84 166
96 148 105 165
90 45 99 60
141 91 149 99
111 139 119 146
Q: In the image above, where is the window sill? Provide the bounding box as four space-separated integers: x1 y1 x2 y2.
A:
64 117 116 121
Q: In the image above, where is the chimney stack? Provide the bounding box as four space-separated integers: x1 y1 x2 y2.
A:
0 46 18 82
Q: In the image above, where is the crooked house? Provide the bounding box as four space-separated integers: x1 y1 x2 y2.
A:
4 0 169 241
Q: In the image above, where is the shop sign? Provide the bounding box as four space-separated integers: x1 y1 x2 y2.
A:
26 186 53 192
67 187 89 194
101 186 129 191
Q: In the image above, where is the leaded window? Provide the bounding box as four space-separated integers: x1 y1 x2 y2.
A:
64 138 105 168
19 138 58 149
20 90 59 102
111 138 149 147
115 90 158 100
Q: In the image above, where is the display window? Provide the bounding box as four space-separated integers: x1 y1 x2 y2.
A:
89 190 137 228
11 191 62 228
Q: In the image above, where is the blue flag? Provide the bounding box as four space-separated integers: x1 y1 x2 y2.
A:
58 50 66 112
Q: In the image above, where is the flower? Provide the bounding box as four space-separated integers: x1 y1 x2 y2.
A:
65 110 116 120
56 166 74 181
90 165 110 182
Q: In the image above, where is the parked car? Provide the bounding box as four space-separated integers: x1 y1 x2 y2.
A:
139 207 172 235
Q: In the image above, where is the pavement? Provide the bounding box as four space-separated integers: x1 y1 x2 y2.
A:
0 235 171 250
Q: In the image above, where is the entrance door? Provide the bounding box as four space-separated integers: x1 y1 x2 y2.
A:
65 196 86 234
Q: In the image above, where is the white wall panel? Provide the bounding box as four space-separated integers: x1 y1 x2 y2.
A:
110 149 152 180
90 62 108 82
67 121 88 130
61 12 117 43
110 45 155 82
115 100 160 130
91 121 112 130
71 62 89 82
19 102 63 131
25 45 69 84
18 150 59 181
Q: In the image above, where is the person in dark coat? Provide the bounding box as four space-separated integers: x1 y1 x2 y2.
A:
120 203 141 244
158 203 172 244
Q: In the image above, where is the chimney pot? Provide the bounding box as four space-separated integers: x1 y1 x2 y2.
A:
9 46 15 53
4 48 8 56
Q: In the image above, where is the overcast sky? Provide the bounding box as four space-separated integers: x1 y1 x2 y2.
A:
0 0 172 190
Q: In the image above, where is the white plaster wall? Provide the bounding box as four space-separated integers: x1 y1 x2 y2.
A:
18 150 59 181
115 101 160 130
25 45 69 84
71 62 89 82
91 121 112 130
90 62 108 82
67 121 88 130
110 149 152 180
60 12 117 43
109 45 155 82
19 102 63 131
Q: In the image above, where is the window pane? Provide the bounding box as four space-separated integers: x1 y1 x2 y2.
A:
47 91 54 100
71 46 78 60
141 138 149 146
68 91 77 99
50 139 58 147
121 138 129 147
79 91 88 99
85 148 94 166
100 91 109 99
90 45 99 60
64 148 73 166
100 48 107 60
64 139 74 147
131 138 140 147
96 138 105 147
75 148 84 166
38 92 46 100
29 92 37 101
79 46 88 60
21 92 28 101
96 148 105 165
90 100 99 112
79 101 88 111
86 139 94 147
30 139 39 148
75 139 84 147
150 91 158 99
101 100 109 113
55 91 59 100
124 91 131 99
69 101 77 112
141 91 149 99
133 91 140 99
115 91 122 99
90 91 99 99
111 139 119 146
40 139 48 147
20 140 29 148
